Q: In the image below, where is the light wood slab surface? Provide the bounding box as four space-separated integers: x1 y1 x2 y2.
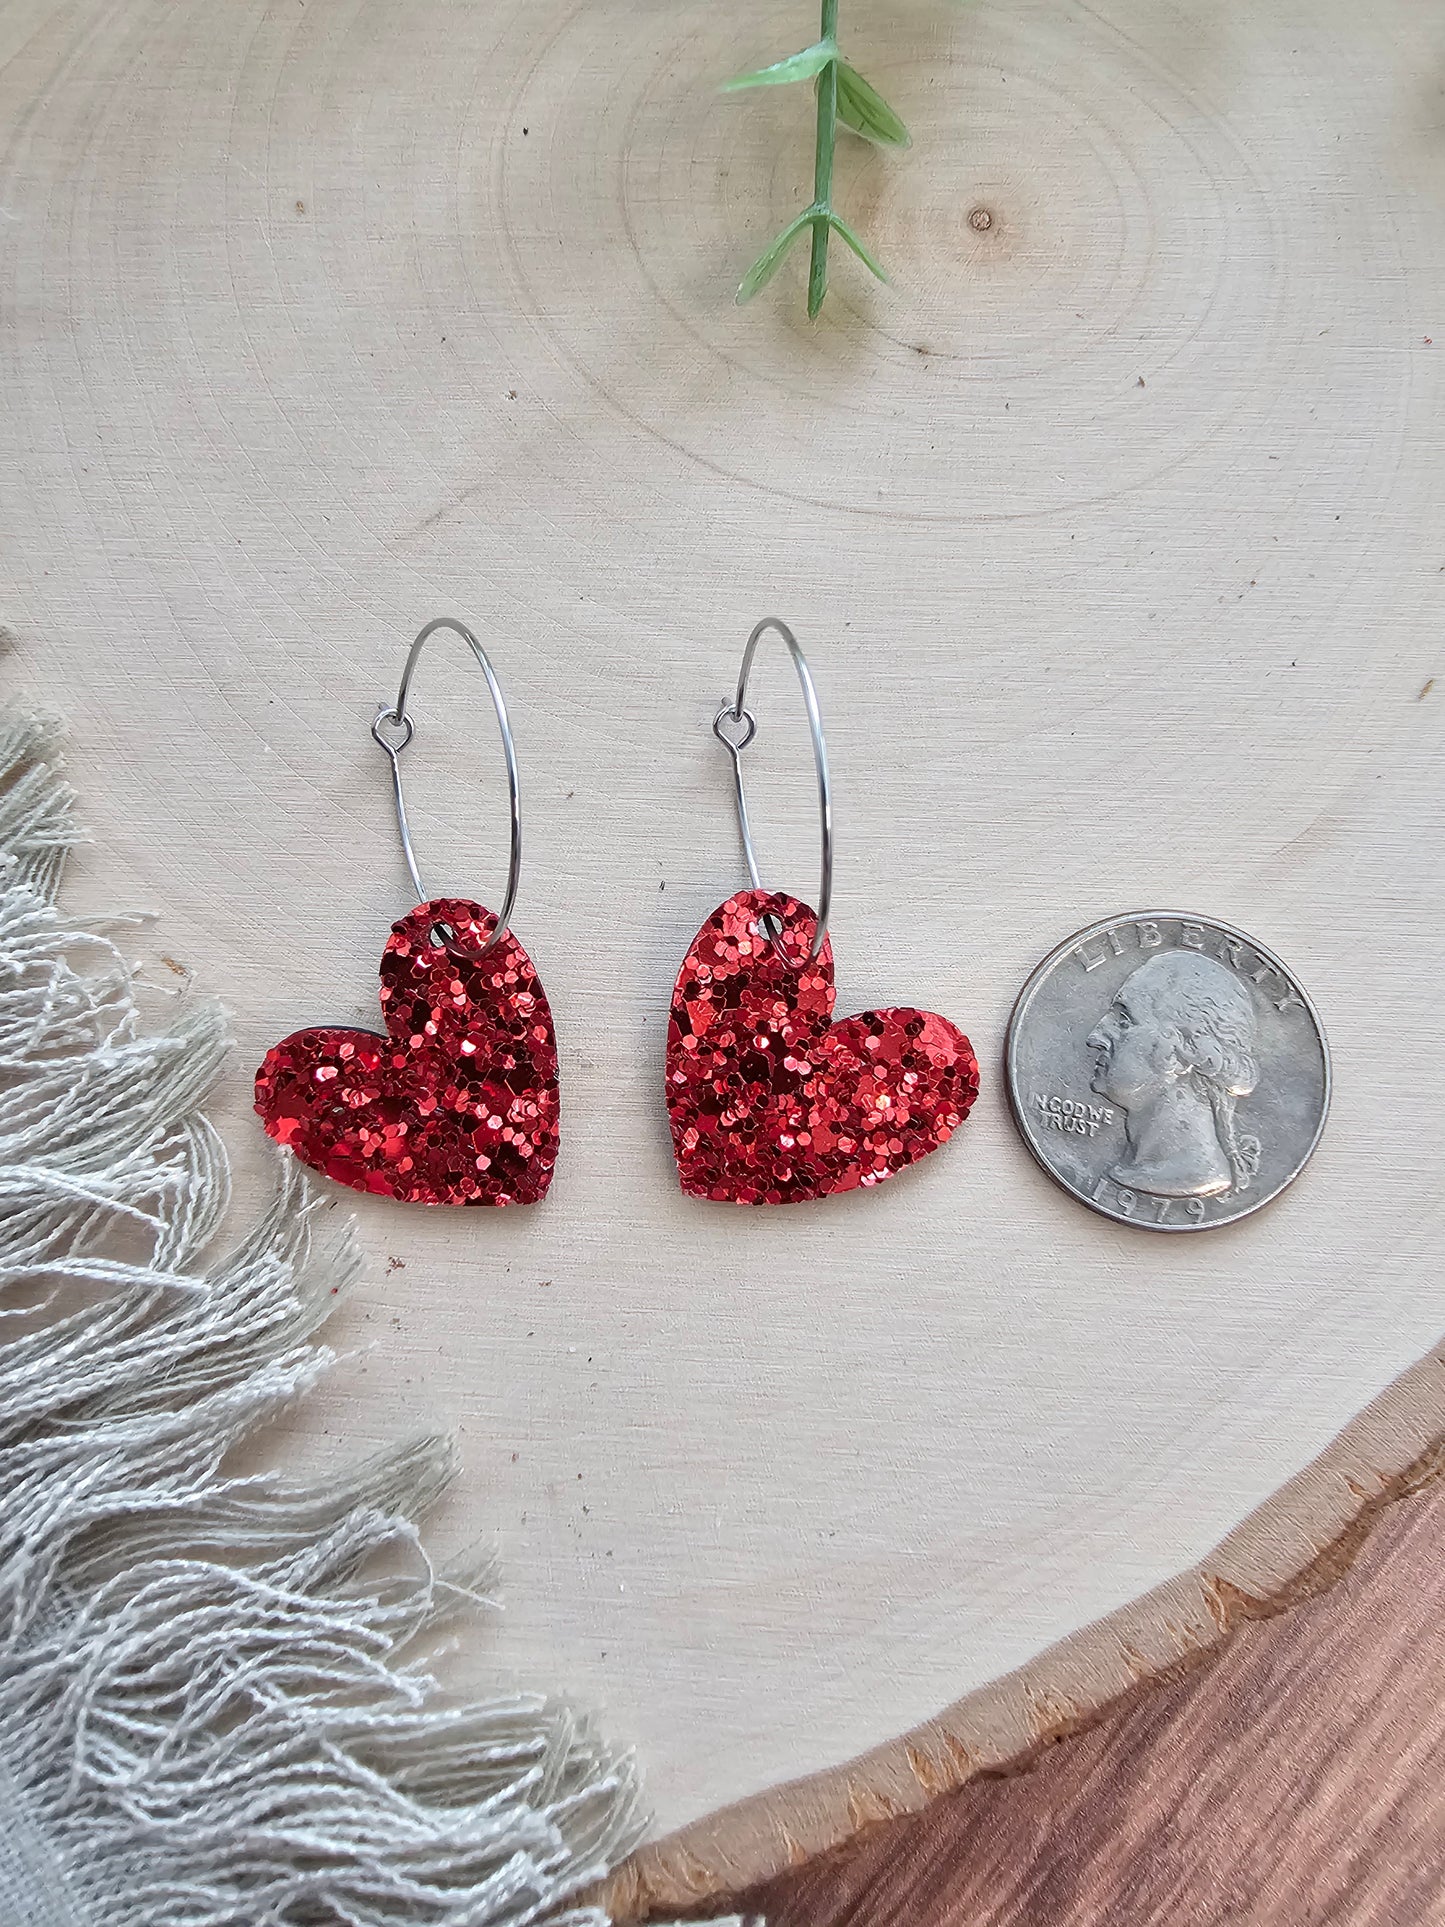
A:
3 0 1444 1895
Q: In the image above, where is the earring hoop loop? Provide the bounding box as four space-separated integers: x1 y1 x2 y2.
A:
370 617 522 955
711 616 833 959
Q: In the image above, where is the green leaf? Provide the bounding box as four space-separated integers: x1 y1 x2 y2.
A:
722 40 836 92
828 212 889 285
835 62 910 148
735 209 820 304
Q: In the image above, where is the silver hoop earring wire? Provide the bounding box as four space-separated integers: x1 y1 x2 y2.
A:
370 617 522 956
711 616 833 959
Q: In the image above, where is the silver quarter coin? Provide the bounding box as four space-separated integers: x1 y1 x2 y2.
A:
1006 912 1330 1232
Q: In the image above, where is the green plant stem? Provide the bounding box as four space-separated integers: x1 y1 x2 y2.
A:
727 0 900 312
807 0 841 319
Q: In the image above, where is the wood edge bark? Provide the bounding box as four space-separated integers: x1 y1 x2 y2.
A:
602 1341 1445 1919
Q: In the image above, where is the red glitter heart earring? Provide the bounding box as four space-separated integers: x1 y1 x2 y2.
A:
666 618 980 1206
255 618 560 1206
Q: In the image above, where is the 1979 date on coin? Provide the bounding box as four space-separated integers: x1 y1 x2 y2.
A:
1089 1174 1210 1226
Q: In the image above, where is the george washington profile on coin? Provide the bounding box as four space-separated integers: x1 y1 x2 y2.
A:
1087 950 1262 1200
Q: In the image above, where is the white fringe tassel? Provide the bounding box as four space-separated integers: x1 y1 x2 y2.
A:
0 709 657 1927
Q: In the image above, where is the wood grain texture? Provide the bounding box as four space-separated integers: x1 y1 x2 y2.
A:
720 1447 1445 1927
2 0 1444 1887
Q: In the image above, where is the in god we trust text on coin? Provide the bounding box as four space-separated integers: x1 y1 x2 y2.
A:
1006 913 1331 1232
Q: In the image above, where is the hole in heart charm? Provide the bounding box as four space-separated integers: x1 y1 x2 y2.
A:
255 898 559 1206
666 890 979 1204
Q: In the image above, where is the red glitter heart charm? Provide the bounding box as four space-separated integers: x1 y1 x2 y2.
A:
255 899 559 1206
666 890 979 1205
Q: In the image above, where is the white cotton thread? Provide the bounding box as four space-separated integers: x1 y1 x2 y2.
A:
0 706 682 1927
